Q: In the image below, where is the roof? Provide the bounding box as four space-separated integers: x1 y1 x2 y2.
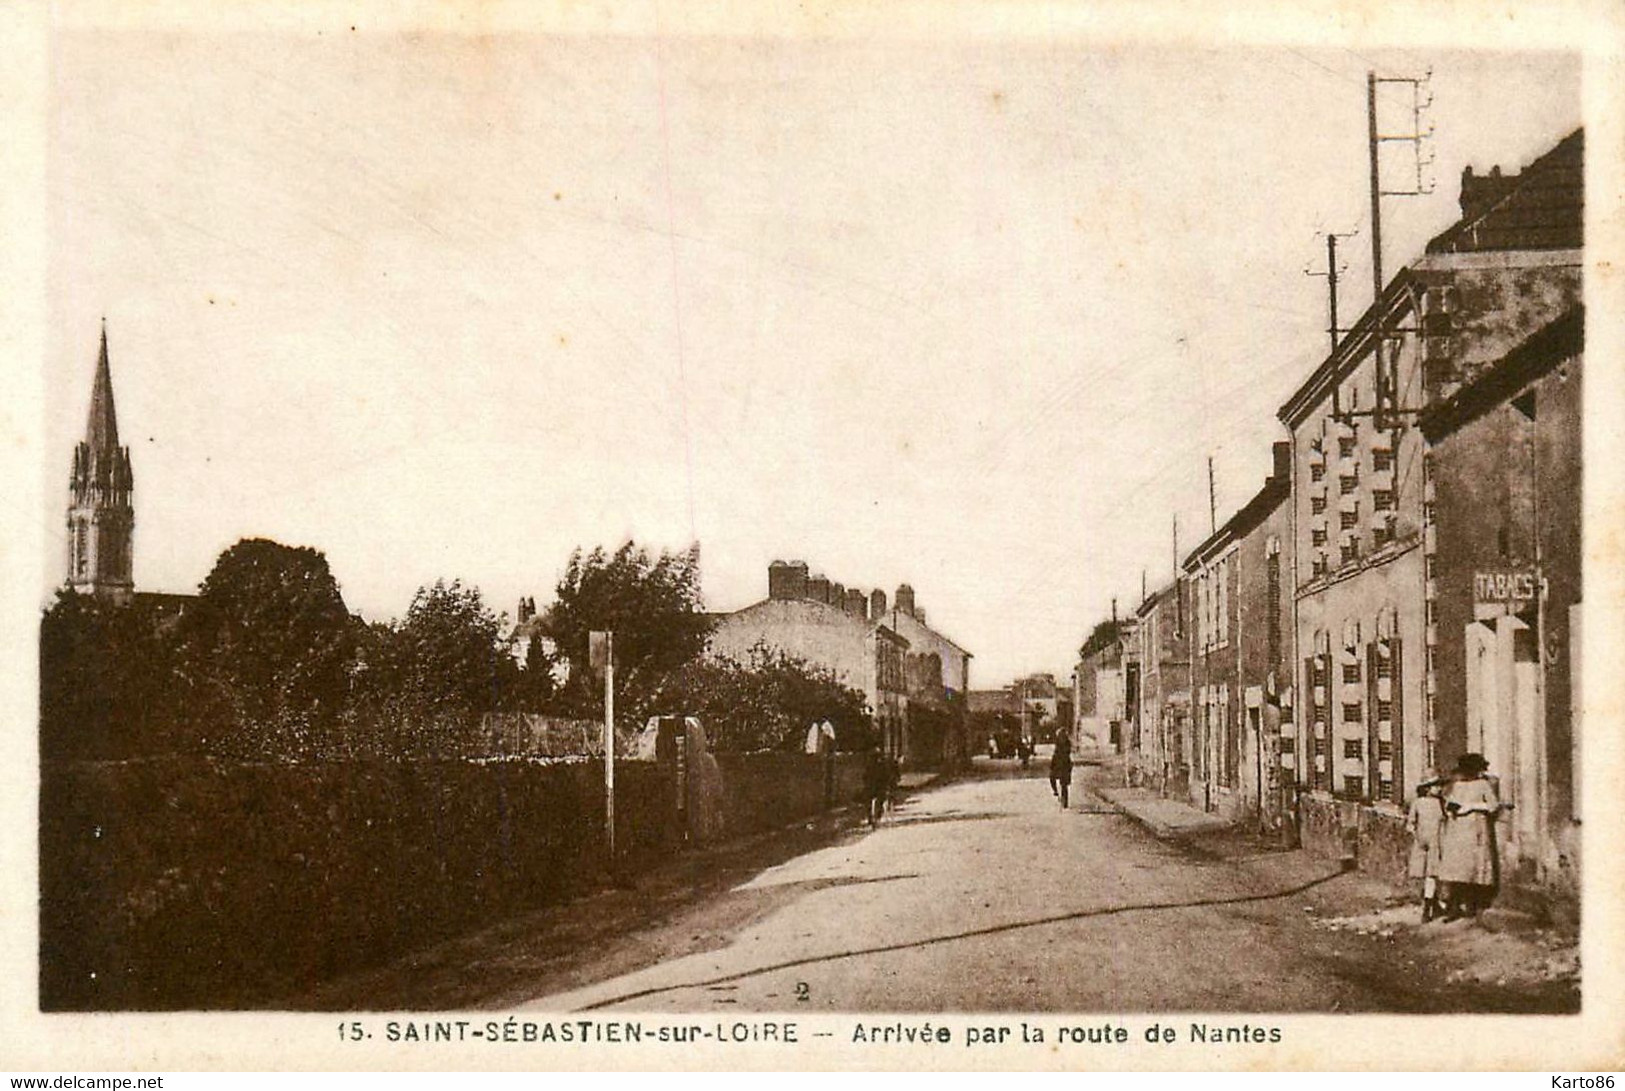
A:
1425 130 1582 255
1419 307 1583 442
717 596 911 648
1277 270 1420 430
1135 578 1180 618
886 605 972 658
1183 473 1289 572
1279 128 1583 431
967 689 1022 714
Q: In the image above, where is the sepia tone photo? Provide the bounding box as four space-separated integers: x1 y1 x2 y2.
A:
10 0 1625 1072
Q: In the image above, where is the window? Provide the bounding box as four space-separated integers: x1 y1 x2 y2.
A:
1373 521 1392 548
1312 660 1329 687
1373 490 1395 511
1373 448 1394 471
1378 699 1393 721
1338 436 1357 459
1343 738 1364 759
1379 778 1394 799
1311 494 1327 514
1313 555 1328 577
1311 463 1325 483
1312 526 1328 546
1340 474 1359 495
1280 736 1295 755
1343 775 1364 797
1342 662 1361 684
73 522 88 578
1341 541 1360 564
1378 738 1394 762
1340 510 1358 530
1377 654 1393 679
1342 702 1363 723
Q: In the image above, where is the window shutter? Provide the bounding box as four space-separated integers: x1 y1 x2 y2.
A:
1390 637 1405 804
1366 641 1381 801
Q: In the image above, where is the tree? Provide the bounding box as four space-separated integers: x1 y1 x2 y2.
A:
520 635 560 706
649 642 871 752
39 588 195 759
543 542 711 708
390 579 514 715
184 538 357 731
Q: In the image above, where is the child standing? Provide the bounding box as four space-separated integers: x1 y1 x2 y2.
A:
1406 774 1445 921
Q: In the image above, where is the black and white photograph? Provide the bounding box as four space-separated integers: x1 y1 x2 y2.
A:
6 0 1624 1074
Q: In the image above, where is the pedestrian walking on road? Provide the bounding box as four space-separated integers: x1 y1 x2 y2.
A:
1406 773 1445 921
864 744 891 829
1049 731 1073 810
1435 753 1504 920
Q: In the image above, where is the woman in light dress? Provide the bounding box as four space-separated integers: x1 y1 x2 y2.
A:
1434 752 1503 920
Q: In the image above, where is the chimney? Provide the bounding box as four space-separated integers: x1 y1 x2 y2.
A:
915 607 927 626
1272 441 1291 485
1459 163 1515 220
844 588 866 618
896 584 916 617
869 588 888 621
769 559 808 600
807 574 831 603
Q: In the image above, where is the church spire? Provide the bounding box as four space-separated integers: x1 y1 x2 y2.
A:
67 322 135 603
85 318 120 454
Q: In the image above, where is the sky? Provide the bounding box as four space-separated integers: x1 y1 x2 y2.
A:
43 25 1581 686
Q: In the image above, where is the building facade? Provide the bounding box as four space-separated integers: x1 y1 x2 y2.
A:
710 561 970 768
1129 579 1189 792
1420 308 1582 903
1074 617 1136 753
1276 128 1581 881
1182 443 1293 827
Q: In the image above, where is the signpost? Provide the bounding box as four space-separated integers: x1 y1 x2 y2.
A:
590 630 615 859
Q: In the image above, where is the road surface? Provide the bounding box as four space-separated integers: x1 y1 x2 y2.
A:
300 758 1575 1013
520 763 1412 1013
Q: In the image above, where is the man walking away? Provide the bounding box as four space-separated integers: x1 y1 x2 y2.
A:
864 744 891 829
1049 730 1074 810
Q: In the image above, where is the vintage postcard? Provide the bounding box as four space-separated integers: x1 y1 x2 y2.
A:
3 0 1623 1073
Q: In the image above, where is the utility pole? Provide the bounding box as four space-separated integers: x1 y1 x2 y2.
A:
1364 68 1434 431
1208 457 1218 536
1304 229 1358 358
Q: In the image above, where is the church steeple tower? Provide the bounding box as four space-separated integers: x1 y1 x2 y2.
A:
66 322 135 603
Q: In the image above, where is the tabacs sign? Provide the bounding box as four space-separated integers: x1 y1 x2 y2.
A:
1473 568 1538 618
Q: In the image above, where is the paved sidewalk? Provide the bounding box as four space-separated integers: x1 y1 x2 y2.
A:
1093 783 1234 838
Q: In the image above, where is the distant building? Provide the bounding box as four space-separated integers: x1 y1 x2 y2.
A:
1073 618 1136 752
66 325 135 605
1130 578 1189 791
709 561 971 768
